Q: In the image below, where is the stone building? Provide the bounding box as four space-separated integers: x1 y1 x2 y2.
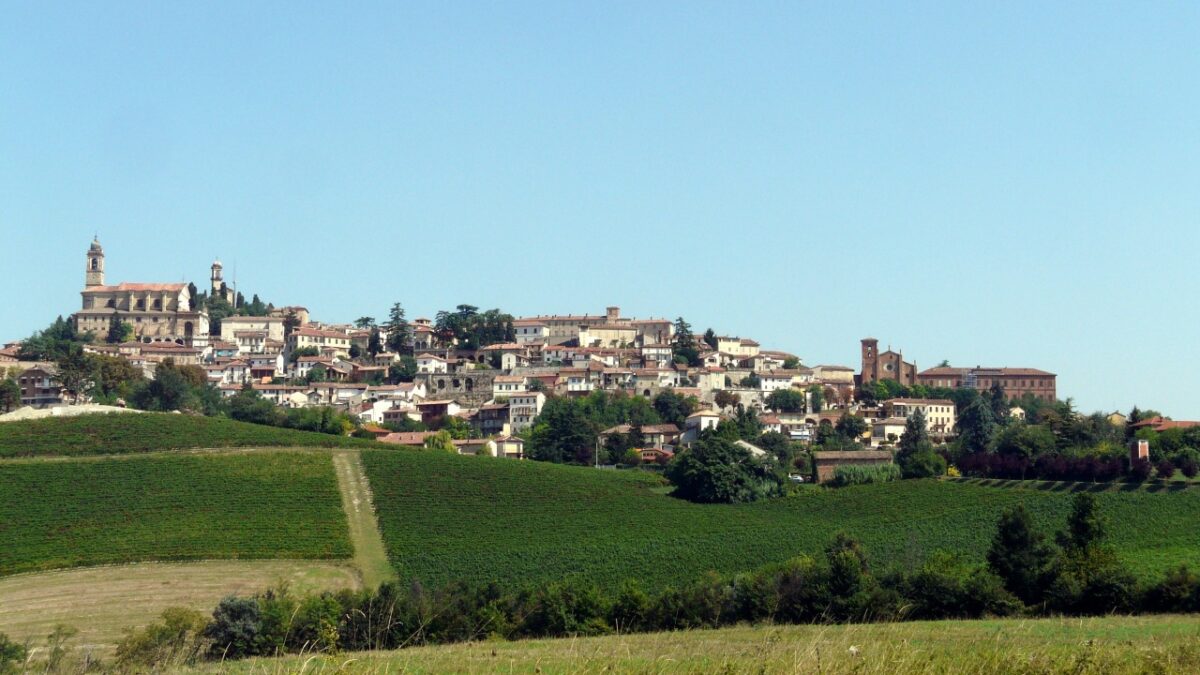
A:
858 338 916 387
72 238 210 347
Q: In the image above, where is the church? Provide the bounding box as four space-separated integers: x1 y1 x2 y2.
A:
72 238 214 347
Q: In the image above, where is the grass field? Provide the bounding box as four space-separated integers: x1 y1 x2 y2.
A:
206 615 1200 674
0 412 379 457
0 560 359 654
363 450 1200 591
0 451 353 575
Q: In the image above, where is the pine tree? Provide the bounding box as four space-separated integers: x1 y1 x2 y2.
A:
958 398 996 453
987 504 1054 605
385 303 410 354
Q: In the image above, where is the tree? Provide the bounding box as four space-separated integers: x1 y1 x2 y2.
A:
55 350 96 402
987 505 1054 605
765 389 805 413
807 385 824 413
0 379 20 412
527 398 597 464
387 356 417 383
834 413 868 441
987 383 1010 425
354 317 376 329
957 398 996 454
1057 493 1105 555
702 328 718 350
666 433 781 504
367 328 383 358
896 410 944 478
783 356 801 370
994 423 1056 461
105 315 133 344
19 316 88 361
283 310 301 338
653 390 696 428
713 390 740 411
91 353 144 399
671 317 701 367
423 431 456 453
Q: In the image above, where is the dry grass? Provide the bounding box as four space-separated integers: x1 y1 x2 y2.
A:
0 560 359 655
203 615 1200 674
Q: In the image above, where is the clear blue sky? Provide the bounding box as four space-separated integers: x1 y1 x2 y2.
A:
2 2 1198 416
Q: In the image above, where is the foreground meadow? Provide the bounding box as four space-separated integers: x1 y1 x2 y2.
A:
204 614 1200 674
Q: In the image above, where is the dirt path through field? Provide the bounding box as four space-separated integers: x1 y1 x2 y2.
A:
0 560 359 655
333 450 396 589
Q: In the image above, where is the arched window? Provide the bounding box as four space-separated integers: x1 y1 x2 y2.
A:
91 258 98 271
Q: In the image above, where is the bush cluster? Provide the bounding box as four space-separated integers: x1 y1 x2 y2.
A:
830 463 900 487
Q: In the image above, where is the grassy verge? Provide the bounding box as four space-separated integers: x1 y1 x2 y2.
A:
332 450 396 589
0 451 352 575
0 412 381 458
202 614 1200 674
0 561 359 654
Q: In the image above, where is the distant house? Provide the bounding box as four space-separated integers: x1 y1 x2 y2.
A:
416 353 449 374
640 447 674 464
15 363 63 407
682 409 721 443
508 391 546 431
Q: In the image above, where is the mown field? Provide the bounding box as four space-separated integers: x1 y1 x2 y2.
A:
0 412 379 457
207 614 1200 674
0 451 352 575
364 450 1200 591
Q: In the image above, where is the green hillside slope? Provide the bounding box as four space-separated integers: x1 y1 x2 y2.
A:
0 412 378 457
0 451 352 575
364 450 1200 591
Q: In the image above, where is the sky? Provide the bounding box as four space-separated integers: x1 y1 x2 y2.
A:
1 2 1198 416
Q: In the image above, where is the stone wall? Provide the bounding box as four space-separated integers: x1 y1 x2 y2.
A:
418 371 497 407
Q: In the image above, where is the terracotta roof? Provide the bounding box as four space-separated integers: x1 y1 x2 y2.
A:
379 431 436 445
82 282 187 293
293 327 351 339
641 424 680 434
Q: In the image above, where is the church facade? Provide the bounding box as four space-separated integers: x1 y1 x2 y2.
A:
72 238 212 347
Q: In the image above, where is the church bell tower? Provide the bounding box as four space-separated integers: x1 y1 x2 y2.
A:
86 237 105 287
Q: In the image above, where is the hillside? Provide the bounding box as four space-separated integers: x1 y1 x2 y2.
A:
0 412 380 457
364 449 1200 591
0 451 352 575
205 614 1200 674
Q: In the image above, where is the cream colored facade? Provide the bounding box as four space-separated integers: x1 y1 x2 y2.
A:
885 398 957 436
716 337 760 358
221 316 285 343
73 239 210 346
288 327 351 358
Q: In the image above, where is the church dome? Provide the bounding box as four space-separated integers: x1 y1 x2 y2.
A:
89 238 103 252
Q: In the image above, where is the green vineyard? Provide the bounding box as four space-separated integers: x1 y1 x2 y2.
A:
363 449 1200 591
0 451 352 575
0 412 379 458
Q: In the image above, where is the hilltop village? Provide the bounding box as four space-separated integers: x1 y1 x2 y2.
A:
2 238 1075 476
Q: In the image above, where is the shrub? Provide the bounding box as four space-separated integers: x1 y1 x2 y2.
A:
204 596 264 659
1155 458 1176 480
831 463 900 487
900 448 946 479
1128 458 1152 482
666 434 781 503
0 633 26 675
115 607 210 669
